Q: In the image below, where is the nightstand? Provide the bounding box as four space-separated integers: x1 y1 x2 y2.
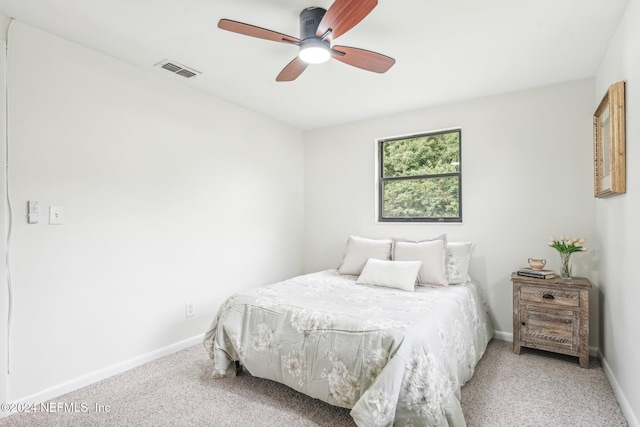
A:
511 273 591 368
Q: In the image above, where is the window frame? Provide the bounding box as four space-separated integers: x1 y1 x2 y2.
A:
377 129 462 223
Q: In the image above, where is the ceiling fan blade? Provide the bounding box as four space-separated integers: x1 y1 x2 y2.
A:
317 0 377 41
218 19 299 44
331 45 395 73
276 57 309 82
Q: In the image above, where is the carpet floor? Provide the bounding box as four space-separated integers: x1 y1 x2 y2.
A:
0 339 628 426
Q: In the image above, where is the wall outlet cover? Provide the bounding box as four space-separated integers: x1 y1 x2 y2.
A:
185 301 195 318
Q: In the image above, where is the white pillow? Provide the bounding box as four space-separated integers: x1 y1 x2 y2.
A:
392 235 448 286
356 259 422 291
447 242 473 284
338 236 393 276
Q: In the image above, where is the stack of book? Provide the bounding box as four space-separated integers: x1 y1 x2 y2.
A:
517 267 556 279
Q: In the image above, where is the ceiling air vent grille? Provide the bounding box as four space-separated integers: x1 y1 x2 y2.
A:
176 69 197 78
155 60 201 79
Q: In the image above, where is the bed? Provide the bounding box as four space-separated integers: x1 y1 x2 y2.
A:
203 236 494 426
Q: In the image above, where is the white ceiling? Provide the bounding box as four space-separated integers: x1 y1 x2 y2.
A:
0 0 630 130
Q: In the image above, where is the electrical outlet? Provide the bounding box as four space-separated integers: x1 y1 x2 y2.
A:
185 301 195 318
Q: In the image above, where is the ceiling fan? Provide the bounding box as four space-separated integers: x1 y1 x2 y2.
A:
218 0 395 81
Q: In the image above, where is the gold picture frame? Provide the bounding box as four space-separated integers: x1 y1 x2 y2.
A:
594 81 626 198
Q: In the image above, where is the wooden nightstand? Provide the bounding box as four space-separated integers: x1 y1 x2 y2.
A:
511 273 591 368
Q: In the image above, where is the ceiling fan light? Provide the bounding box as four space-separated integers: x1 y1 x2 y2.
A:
299 40 330 64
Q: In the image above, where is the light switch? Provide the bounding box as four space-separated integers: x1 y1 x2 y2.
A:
49 206 64 225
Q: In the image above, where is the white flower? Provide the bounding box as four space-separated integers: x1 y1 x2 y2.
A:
251 323 274 352
549 235 589 254
323 358 360 405
281 350 306 387
401 349 452 424
366 388 395 426
290 309 333 332
364 348 390 382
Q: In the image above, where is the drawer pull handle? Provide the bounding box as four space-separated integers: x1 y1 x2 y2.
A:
543 293 555 300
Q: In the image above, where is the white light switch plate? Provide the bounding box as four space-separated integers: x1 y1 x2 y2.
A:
49 206 64 225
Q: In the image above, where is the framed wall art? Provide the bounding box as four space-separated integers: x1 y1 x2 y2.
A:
594 81 626 198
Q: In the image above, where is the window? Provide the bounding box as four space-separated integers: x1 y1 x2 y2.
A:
378 129 461 222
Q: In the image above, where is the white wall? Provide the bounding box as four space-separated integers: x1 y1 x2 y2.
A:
304 79 597 343
2 7 636 423
4 22 304 401
0 37 8 408
594 0 640 425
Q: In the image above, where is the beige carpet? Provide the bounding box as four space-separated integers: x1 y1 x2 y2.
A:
461 340 627 426
0 339 628 426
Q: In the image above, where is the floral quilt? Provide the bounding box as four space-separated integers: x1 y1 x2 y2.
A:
204 270 493 426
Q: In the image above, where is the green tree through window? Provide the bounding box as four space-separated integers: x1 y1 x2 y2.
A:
378 129 461 222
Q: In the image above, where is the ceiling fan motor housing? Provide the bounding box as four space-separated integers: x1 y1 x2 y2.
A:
298 7 330 64
300 7 328 45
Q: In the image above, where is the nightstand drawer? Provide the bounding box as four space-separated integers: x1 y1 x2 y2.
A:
520 285 579 307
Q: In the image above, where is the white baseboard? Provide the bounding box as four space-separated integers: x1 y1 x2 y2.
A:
493 330 512 342
601 355 639 427
10 333 204 409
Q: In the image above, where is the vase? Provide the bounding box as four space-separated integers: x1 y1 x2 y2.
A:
559 252 572 279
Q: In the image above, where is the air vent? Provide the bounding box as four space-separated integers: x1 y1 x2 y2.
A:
161 63 181 73
176 69 196 78
155 60 201 79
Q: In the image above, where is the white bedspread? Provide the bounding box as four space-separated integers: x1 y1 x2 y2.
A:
204 270 493 426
